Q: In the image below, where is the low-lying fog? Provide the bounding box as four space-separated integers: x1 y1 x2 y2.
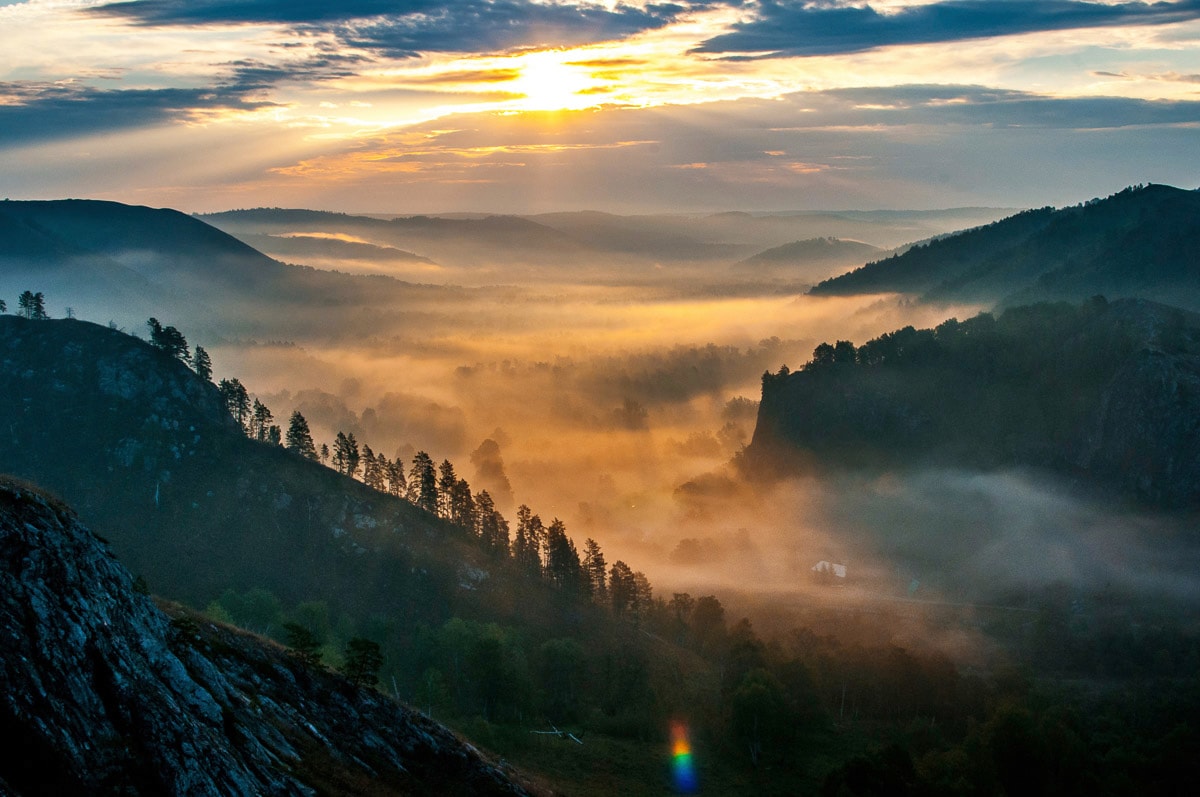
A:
192 262 1200 626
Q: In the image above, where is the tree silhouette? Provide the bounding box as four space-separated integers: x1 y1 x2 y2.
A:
17 291 47 320
146 317 189 361
217 378 251 432
343 638 384 688
285 411 318 460
408 451 437 513
191 345 213 381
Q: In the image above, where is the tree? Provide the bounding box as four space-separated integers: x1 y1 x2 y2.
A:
343 638 384 688
544 519 582 593
408 451 437 513
583 539 607 603
146 317 189 361
191 345 213 381
217 378 251 432
513 506 543 578
437 459 458 519
250 398 274 442
476 491 509 557
0 298 6 312
361 445 386 490
285 411 319 460
283 622 323 668
449 478 476 530
384 454 406 497
333 431 361 477
609 561 636 617
17 291 47 320
319 443 330 464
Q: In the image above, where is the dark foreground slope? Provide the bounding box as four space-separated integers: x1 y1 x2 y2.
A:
0 315 573 633
810 184 1200 309
747 298 1200 508
0 478 532 796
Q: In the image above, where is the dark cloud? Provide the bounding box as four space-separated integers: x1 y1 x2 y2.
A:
336 2 683 57
695 0 1200 58
0 82 276 145
94 0 689 55
813 85 1200 128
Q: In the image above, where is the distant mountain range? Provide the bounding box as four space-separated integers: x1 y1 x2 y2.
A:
200 205 1009 273
810 184 1200 310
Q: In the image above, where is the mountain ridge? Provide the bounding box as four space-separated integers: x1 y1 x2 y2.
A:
809 184 1200 309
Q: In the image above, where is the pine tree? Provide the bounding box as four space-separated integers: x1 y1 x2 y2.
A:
285 411 319 460
408 451 437 513
146 317 189 361
544 519 582 592
250 399 274 442
17 291 47 320
437 459 457 519
513 506 543 578
385 455 406 497
333 431 361 477
217 378 251 432
191 345 213 381
583 538 607 603
343 638 384 688
609 561 635 617
362 444 386 490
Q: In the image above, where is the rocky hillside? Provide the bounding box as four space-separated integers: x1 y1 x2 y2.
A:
747 298 1200 508
0 477 534 796
809 184 1200 310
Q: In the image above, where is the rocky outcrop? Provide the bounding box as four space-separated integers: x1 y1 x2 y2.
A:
0 477 534 796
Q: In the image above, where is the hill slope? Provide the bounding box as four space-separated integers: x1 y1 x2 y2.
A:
0 315 587 634
810 185 1200 309
0 477 532 796
747 298 1200 508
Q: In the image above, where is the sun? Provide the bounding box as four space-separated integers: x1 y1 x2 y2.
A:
509 50 601 111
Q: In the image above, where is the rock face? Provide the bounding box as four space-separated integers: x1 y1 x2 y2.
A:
0 477 533 796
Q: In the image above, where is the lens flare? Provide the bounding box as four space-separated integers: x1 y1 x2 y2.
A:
671 721 699 793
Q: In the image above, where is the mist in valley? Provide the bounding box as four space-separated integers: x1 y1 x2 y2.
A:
150 212 1200 652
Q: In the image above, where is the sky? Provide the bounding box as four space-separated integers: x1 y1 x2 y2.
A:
1 0 1199 213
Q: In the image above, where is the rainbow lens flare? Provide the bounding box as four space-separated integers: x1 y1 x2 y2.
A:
671 721 699 793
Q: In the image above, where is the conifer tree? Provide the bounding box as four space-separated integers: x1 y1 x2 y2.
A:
17 291 47 320
191 345 213 381
250 399 274 442
408 451 438 513
285 411 319 460
343 638 384 687
437 459 457 519
583 538 607 603
217 378 251 432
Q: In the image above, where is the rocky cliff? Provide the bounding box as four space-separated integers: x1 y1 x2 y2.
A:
0 477 534 796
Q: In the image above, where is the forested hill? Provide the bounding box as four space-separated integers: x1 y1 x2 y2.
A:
747 298 1200 508
809 184 1200 309
0 478 533 796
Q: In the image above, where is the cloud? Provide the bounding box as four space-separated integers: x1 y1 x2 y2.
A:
0 82 277 145
94 0 687 55
695 0 1200 58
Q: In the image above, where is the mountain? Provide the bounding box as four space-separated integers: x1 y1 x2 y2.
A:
202 208 587 268
733 237 884 280
0 199 452 338
810 184 1200 309
746 297 1200 508
0 476 533 796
